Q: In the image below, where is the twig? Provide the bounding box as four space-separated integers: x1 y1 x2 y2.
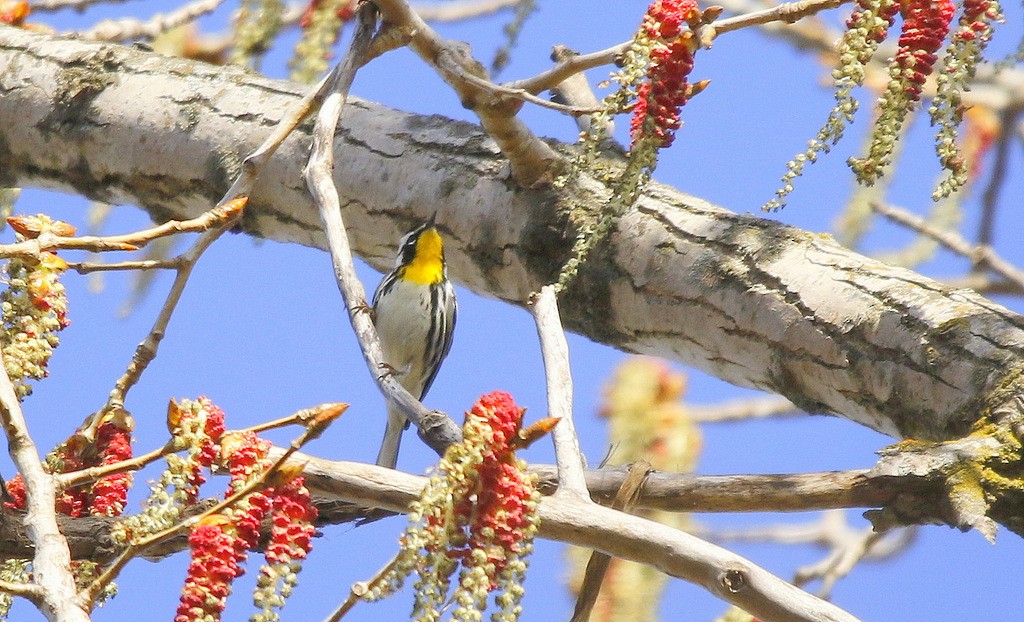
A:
942 273 1024 296
872 202 1024 292
689 395 803 423
67 259 179 274
413 0 520 21
447 64 601 116
705 0 850 38
0 577 43 603
0 206 250 261
975 108 1017 246
509 0 850 96
529 285 588 499
323 555 403 622
704 510 917 599
794 526 914 598
77 0 225 41
29 0 133 11
508 42 628 97
86 199 246 440
0 352 89 621
55 441 174 491
302 4 462 457
570 460 650 622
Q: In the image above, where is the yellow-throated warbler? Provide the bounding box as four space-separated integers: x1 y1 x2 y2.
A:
372 214 457 468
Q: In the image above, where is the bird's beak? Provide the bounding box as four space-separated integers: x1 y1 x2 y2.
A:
426 211 438 228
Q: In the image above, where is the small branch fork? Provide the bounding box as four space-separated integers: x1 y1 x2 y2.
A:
872 201 1024 293
705 510 916 599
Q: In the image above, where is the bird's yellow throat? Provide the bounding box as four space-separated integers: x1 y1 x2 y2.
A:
401 228 445 285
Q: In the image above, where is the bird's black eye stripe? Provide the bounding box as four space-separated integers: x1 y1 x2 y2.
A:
398 224 428 264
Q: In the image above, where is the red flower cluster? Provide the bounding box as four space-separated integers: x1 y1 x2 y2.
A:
3 475 25 510
630 0 700 149
224 432 273 554
88 421 134 517
174 519 243 622
180 398 226 502
266 478 317 564
176 430 317 622
893 0 956 102
445 391 536 578
53 440 88 517
3 418 135 518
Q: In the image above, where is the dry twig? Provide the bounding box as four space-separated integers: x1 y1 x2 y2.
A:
530 284 588 498
77 0 226 41
705 510 916 599
690 395 803 423
570 461 651 622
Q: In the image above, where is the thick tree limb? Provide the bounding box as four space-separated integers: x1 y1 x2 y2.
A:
0 450 1001 564
1 456 862 622
3 27 1024 442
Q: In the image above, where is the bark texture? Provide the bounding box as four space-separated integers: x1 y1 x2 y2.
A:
3 27 1024 441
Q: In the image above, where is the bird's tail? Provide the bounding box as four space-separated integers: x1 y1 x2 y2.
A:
375 403 406 469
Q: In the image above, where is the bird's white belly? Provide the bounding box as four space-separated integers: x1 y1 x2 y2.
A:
374 278 434 394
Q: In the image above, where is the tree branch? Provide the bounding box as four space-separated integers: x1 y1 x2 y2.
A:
0 354 88 621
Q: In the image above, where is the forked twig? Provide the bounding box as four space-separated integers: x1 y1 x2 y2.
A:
872 201 1024 292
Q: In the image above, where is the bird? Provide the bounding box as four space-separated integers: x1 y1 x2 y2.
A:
371 213 457 468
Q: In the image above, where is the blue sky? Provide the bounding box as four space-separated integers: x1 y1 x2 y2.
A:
5 1 1024 620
